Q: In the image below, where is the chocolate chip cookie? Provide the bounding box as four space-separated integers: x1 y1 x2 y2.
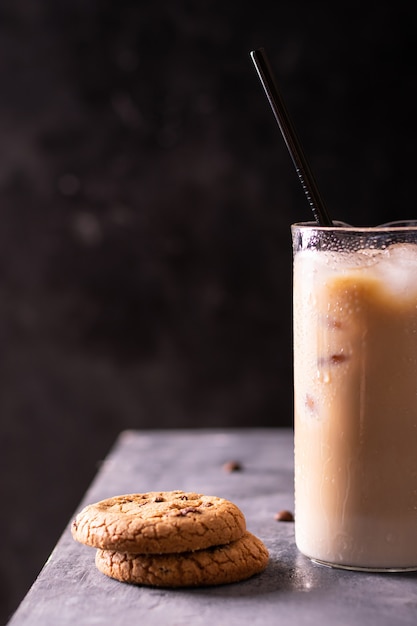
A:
95 531 269 587
71 491 247 554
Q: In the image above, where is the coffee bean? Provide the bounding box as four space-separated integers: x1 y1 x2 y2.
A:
223 461 243 472
274 510 294 522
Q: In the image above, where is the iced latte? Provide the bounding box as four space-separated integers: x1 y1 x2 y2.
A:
292 222 417 571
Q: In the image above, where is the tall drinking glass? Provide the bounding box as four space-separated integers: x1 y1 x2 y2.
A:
292 221 417 571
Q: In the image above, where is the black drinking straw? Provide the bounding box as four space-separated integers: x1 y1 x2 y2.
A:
250 47 333 226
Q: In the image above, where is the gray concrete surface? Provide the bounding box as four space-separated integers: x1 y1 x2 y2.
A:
7 429 417 626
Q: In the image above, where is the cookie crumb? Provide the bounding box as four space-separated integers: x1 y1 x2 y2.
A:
274 510 294 522
223 461 243 473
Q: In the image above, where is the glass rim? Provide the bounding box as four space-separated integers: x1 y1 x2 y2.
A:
291 220 417 232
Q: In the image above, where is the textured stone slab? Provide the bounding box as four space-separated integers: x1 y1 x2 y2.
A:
7 429 417 626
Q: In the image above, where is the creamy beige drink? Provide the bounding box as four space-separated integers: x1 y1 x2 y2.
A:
292 224 417 570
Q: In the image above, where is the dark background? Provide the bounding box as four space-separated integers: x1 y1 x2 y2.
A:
1 1 416 622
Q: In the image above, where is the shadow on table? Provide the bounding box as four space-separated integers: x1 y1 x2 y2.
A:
188 554 417 599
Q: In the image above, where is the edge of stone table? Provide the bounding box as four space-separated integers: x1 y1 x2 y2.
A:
7 428 417 626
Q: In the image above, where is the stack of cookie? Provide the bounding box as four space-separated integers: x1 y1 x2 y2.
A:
71 490 269 587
